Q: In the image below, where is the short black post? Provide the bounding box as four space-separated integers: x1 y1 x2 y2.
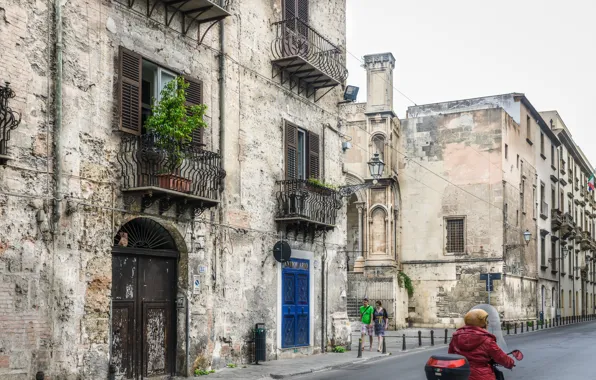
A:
431 330 435 346
36 372 45 380
357 338 362 358
444 329 448 344
514 322 517 334
532 321 535 331
382 337 386 354
418 330 422 347
521 322 524 333
402 334 406 351
507 323 510 335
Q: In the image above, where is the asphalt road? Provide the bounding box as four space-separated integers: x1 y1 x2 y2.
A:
296 321 596 380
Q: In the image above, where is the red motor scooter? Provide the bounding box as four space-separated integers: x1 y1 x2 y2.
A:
424 304 524 380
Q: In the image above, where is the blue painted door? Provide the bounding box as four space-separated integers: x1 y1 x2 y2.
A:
282 259 310 348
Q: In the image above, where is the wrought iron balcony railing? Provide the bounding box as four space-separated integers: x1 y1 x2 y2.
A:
271 18 348 101
275 180 342 229
0 82 21 164
118 134 225 207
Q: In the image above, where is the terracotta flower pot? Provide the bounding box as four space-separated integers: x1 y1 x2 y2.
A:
157 173 192 193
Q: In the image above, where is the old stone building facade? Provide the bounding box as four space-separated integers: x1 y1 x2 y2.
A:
400 94 557 325
540 110 596 319
0 0 353 378
340 53 408 329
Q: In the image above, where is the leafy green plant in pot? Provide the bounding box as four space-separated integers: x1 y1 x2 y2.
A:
145 76 207 193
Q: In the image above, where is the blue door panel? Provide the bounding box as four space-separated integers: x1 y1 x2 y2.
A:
281 259 310 348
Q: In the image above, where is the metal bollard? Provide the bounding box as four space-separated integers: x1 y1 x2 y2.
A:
418 330 422 347
532 321 535 331
507 323 510 335
382 337 386 354
521 322 524 333
445 329 448 344
357 338 362 358
36 372 45 380
514 322 517 334
402 334 406 351
431 330 435 346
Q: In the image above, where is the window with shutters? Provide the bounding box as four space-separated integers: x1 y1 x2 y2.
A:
119 47 204 147
284 122 319 180
445 217 465 254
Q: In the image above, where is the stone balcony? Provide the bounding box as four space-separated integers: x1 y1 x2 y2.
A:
551 209 562 231
580 231 591 251
561 213 575 239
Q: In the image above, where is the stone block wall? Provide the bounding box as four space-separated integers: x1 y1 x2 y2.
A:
0 0 350 378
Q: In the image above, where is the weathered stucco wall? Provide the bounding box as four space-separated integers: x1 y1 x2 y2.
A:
0 0 350 378
401 108 512 326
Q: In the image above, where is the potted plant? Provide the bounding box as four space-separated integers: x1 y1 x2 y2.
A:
145 76 208 193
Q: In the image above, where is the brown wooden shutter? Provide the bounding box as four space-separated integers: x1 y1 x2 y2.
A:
285 122 298 180
118 47 142 135
184 75 204 148
307 131 319 180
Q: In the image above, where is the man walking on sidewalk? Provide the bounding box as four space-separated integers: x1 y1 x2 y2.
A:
360 298 374 351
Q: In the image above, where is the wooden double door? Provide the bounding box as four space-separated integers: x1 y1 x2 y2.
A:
111 250 177 379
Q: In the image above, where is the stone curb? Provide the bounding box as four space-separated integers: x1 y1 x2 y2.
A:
268 353 391 379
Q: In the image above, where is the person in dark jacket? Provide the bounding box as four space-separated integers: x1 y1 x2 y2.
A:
448 309 515 380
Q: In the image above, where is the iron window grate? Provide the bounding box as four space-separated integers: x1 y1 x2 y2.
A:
446 218 464 253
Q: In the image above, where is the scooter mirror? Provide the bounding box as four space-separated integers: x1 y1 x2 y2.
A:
510 350 524 361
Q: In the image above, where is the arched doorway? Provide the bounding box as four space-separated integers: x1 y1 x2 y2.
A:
111 218 179 379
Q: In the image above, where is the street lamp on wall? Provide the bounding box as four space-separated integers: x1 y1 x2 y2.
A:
338 153 387 198
523 230 531 245
367 153 385 184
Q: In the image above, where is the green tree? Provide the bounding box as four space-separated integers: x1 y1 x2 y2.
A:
145 76 208 173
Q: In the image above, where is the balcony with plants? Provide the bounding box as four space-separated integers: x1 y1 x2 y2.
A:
271 16 348 102
118 77 225 218
274 178 342 240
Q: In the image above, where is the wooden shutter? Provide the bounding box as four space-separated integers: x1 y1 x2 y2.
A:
119 47 142 135
184 76 204 148
307 131 319 180
285 122 298 180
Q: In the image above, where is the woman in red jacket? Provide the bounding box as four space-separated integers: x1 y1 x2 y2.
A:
448 309 515 380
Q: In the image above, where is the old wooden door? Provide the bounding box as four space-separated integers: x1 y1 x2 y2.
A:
111 218 178 379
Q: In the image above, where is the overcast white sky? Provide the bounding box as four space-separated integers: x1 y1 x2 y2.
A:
346 0 596 165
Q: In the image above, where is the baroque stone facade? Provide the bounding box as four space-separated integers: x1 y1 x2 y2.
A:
0 0 351 378
340 53 409 329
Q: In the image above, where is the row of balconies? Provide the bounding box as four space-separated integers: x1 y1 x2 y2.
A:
552 210 596 250
118 136 343 235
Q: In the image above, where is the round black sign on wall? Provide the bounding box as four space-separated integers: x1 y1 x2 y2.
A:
273 241 292 263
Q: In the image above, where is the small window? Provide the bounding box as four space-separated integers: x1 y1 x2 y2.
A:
516 154 519 168
551 145 555 165
297 129 306 179
540 133 545 156
505 144 508 159
527 116 531 139
445 217 465 254
541 235 546 266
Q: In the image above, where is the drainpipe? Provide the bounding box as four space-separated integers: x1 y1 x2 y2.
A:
218 20 225 191
321 246 325 353
51 0 64 374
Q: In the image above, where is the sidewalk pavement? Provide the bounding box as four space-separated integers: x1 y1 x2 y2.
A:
192 351 388 379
